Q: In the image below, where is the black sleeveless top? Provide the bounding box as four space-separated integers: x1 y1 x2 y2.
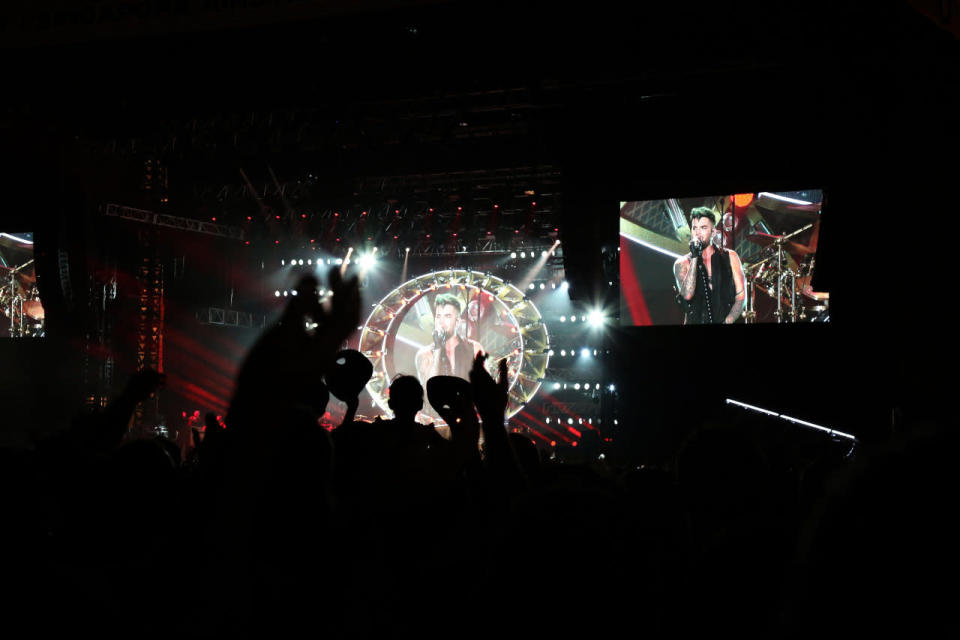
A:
684 248 736 324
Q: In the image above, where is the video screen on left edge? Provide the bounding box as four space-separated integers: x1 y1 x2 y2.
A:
0 232 45 338
619 191 828 326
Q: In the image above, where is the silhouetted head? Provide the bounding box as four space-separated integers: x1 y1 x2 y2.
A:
388 375 424 420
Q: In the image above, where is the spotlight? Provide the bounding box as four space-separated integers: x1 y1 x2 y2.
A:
561 281 569 289
587 310 605 327
548 350 554 355
542 250 548 257
529 283 535 290
520 251 526 258
291 257 297 264
291 289 298 296
307 259 312 265
358 253 377 270
560 350 566 356
559 316 566 323
274 290 280 297
567 418 573 425
546 417 551 424
327 259 332 265
574 383 581 390
335 258 343 265
581 315 586 322
581 348 591 358
539 283 545 290
406 247 411 252
595 383 600 390
281 259 285 266
283 291 288 297
551 283 556 289
570 315 576 322
608 384 616 392
511 252 517 259
553 382 561 390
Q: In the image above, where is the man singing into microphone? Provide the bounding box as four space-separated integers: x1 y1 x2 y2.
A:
673 207 746 324
415 293 485 384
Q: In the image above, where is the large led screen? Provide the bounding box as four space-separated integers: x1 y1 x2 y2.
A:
1 232 44 338
619 191 828 325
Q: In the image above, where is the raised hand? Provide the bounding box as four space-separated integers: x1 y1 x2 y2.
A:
230 270 361 426
469 351 508 424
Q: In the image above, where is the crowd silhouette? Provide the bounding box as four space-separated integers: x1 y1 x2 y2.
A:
2 270 952 638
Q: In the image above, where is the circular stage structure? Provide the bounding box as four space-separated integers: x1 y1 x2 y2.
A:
359 269 550 422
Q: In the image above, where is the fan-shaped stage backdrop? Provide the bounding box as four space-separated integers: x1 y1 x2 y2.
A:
359 270 550 423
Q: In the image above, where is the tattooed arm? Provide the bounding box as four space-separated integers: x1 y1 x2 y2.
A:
724 250 746 324
674 255 698 301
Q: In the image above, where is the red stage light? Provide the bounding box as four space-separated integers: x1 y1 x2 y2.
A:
275 215 280 220
426 234 431 238
457 206 462 211
571 441 578 447
181 411 187 418
452 233 457 237
550 441 556 447
334 212 339 217
244 241 250 245
532 202 536 206
301 214 307 219
246 216 252 221
211 217 216 222
514 230 519 234
274 240 280 244
393 235 398 239
429 208 434 213
310 239 315 243
733 193 755 207
394 210 399 214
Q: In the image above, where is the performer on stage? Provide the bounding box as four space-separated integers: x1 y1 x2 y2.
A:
415 293 485 383
673 207 746 324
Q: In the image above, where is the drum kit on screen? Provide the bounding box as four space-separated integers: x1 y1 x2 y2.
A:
740 223 829 323
1 257 45 338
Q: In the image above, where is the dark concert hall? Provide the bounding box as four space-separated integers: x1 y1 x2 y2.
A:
1 1 957 637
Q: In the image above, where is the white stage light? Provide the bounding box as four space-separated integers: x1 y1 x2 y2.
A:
274 290 281 297
283 291 288 297
560 349 566 356
281 259 285 265
608 384 616 392
553 382 561 390
529 283 535 290
359 253 377 270
561 281 569 289
588 310 604 327
574 383 581 390
580 348 590 358
569 315 576 322
520 251 526 258
335 258 343 265
559 316 566 323
567 418 573 425
291 289 298 296
511 252 517 258
539 283 545 290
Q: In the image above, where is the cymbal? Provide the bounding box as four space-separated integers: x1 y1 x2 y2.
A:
0 234 34 251
746 233 816 256
0 264 37 284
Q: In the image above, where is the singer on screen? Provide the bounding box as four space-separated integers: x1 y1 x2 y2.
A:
415 292 485 383
673 207 746 324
